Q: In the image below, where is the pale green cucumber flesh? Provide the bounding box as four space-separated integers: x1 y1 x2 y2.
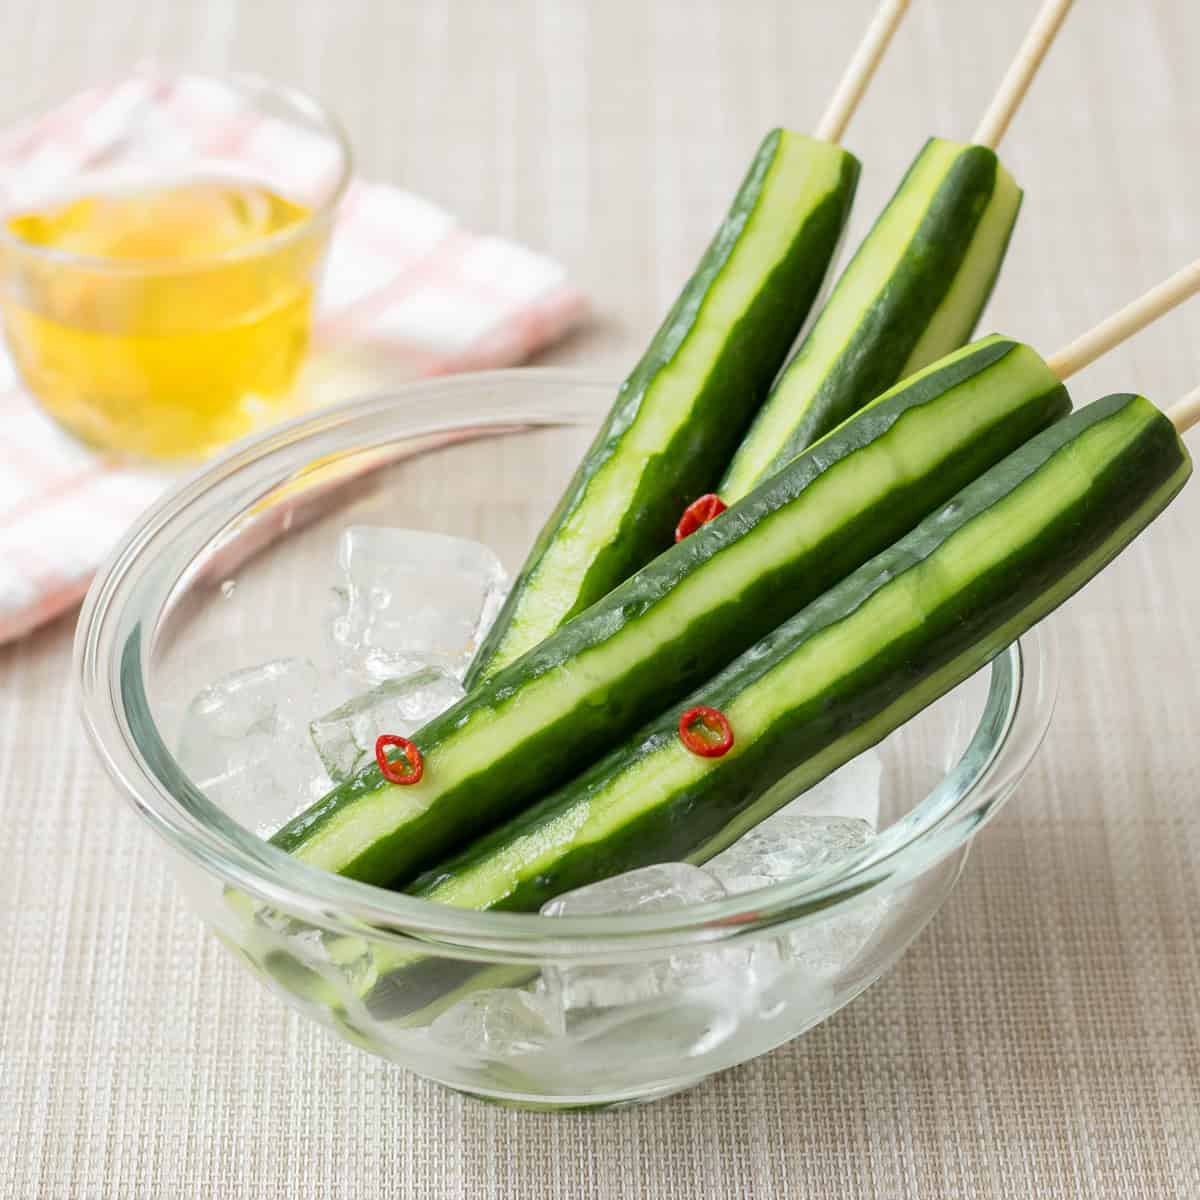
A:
468 131 859 684
413 394 1190 914
721 137 1023 502
272 336 1067 889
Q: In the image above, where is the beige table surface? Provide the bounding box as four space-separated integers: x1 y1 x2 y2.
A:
3 1 1200 1196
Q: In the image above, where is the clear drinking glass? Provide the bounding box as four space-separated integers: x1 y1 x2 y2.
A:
75 371 1057 1109
0 71 352 461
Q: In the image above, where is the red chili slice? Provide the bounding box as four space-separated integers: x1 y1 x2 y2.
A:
675 493 727 542
678 705 734 758
375 734 424 785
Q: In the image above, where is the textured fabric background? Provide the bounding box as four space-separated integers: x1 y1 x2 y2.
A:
2 1 1199 1195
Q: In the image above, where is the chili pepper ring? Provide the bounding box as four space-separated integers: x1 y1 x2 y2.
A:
675 493 727 542
375 734 424 785
679 705 734 757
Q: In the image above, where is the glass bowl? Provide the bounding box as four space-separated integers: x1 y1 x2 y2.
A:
75 370 1057 1109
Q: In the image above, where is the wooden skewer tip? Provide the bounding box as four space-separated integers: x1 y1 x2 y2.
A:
813 0 911 145
1048 259 1200 382
973 0 1076 150
1168 386 1200 436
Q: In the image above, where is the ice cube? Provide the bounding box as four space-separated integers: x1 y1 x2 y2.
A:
783 896 889 976
788 749 884 828
309 667 464 780
540 864 760 1019
707 812 883 978
176 657 334 833
541 862 726 918
706 812 874 895
328 526 508 682
545 982 742 1062
429 987 557 1058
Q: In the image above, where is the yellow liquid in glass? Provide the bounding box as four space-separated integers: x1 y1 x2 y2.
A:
3 179 321 459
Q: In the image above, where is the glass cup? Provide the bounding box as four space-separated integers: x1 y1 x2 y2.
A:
0 71 352 461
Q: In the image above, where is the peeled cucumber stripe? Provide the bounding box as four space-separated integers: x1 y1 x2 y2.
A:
720 137 1022 502
467 131 860 685
272 336 1067 889
411 394 1191 915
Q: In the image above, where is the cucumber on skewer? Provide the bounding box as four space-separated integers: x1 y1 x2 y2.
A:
469 131 859 685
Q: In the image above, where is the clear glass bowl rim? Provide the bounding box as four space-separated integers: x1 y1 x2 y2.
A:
74 368 1058 958
0 69 354 274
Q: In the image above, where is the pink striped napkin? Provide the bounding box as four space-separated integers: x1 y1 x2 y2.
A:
0 70 587 644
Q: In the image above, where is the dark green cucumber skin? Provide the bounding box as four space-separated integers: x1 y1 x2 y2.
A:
465 134 860 688
411 395 1190 913
735 142 1020 486
272 339 1069 888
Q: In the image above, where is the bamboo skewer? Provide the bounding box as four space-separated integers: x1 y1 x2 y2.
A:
813 0 911 144
1168 387 1200 436
1046 259 1200 381
973 0 1076 150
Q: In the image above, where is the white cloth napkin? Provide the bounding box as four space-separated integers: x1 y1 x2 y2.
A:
0 70 587 643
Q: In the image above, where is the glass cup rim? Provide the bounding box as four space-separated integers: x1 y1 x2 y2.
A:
74 368 1058 958
0 68 354 275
